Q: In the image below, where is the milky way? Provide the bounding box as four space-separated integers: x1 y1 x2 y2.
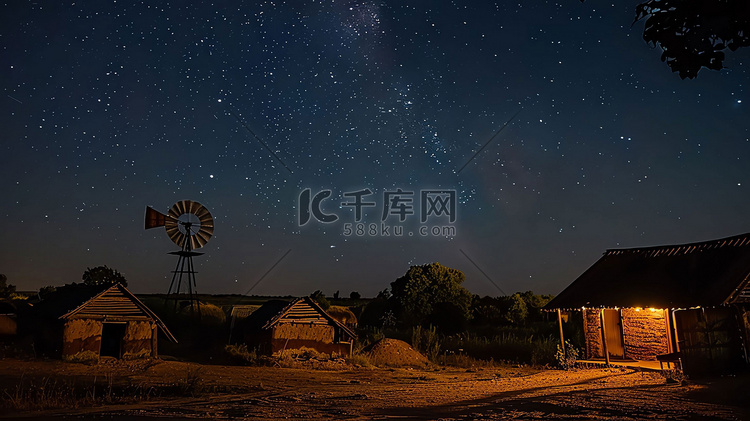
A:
1 1 749 297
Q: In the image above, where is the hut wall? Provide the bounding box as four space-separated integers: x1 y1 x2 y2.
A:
62 319 102 357
269 323 350 356
272 323 334 342
0 315 17 336
122 321 153 358
621 308 669 361
583 309 603 359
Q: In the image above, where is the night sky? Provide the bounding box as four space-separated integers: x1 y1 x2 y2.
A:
2 1 749 298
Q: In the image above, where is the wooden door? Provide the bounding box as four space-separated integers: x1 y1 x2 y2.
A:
603 309 625 359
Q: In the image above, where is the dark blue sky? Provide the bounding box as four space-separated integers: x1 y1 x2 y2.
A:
2 1 749 297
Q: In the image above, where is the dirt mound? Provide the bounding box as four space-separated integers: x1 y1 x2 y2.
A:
363 338 430 368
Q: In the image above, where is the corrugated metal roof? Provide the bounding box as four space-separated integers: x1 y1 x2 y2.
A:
545 232 750 310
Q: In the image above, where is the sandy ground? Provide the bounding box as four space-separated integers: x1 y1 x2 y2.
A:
0 358 748 420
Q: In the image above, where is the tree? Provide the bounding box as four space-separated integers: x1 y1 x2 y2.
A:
0 274 16 299
310 290 330 310
518 291 555 322
503 293 529 325
81 265 127 287
349 291 361 300
633 0 750 79
38 285 57 299
390 262 473 329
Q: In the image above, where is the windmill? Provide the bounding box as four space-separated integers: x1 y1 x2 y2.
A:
145 200 214 315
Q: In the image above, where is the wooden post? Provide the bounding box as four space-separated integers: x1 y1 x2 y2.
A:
664 309 674 353
557 309 565 353
151 323 158 357
671 309 681 353
600 309 610 365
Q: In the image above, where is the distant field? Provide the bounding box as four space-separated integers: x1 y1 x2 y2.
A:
135 294 371 309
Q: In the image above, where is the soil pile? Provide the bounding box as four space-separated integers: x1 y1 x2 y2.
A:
363 338 430 367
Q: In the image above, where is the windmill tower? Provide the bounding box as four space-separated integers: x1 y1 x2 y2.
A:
145 200 214 315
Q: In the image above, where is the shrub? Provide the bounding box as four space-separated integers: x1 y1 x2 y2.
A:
176 367 203 396
181 302 226 325
411 325 441 361
555 340 579 370
224 344 259 365
441 331 557 366
63 350 99 364
346 352 372 367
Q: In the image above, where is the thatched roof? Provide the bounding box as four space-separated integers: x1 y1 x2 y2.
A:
33 283 176 342
243 299 290 331
246 297 357 339
545 232 750 310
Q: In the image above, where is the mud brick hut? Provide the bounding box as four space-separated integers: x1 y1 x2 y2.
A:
546 232 750 375
243 296 356 356
29 283 176 360
0 300 17 337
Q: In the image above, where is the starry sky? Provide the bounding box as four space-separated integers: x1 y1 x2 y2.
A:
2 1 749 298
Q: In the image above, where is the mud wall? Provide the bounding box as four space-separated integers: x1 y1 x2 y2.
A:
269 324 350 356
272 323 334 342
62 319 102 357
621 308 669 361
270 339 351 356
122 321 154 358
0 315 17 336
583 309 603 359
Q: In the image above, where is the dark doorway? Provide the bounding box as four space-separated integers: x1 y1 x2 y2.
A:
100 323 126 358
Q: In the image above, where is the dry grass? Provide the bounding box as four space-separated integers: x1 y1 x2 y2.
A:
1 366 210 411
1 374 156 411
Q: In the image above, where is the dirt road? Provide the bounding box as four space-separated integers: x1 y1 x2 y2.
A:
0 359 748 420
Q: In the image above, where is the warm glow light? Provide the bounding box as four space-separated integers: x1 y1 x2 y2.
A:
634 307 641 312
648 307 657 312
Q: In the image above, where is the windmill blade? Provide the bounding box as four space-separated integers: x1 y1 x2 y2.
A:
165 222 185 247
161 200 214 249
199 225 214 236
193 230 212 248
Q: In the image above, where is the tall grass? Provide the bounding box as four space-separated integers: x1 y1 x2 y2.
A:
1 369 209 411
441 331 557 366
1 374 156 411
411 325 441 361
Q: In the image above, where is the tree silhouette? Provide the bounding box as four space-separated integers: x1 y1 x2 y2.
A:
310 290 330 310
81 265 128 287
633 0 750 78
0 274 16 299
390 262 472 329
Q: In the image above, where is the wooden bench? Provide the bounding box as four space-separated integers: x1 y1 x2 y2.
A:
656 352 682 370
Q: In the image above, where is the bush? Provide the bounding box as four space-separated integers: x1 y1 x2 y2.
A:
346 352 373 367
63 350 99 364
181 302 226 325
411 325 441 361
555 340 579 370
441 331 557 366
224 344 259 365
310 290 330 310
